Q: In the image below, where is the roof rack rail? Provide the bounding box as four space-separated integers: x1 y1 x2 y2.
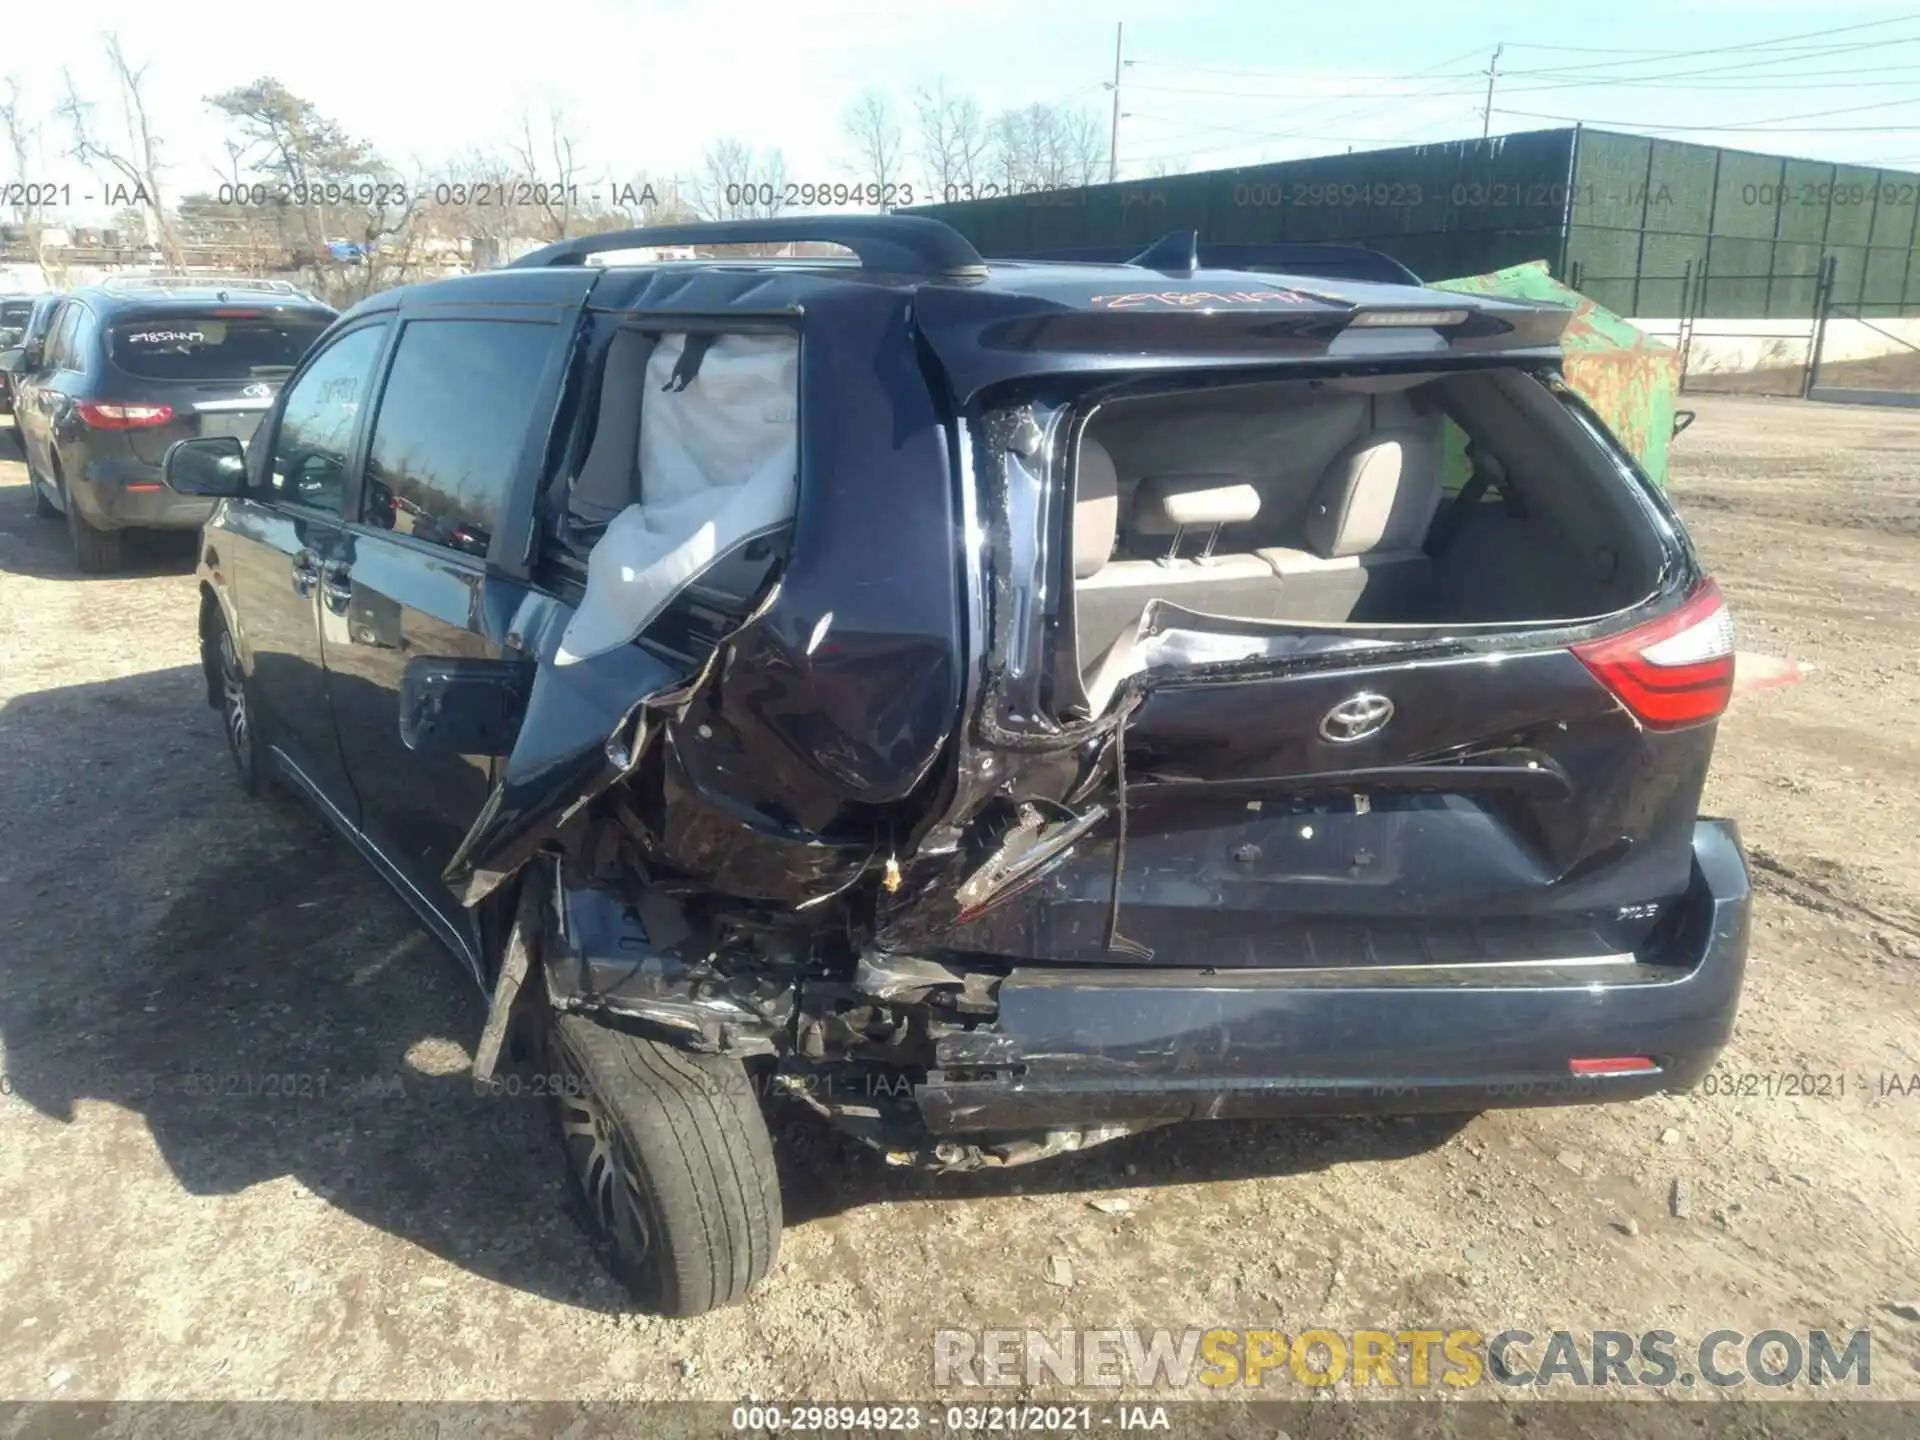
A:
505 216 989 280
98 274 311 296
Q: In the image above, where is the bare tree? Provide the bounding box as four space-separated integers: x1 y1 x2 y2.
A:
206 78 416 302
1 76 56 272
912 79 989 200
56 34 180 265
987 101 1108 193
1055 106 1108 188
841 89 905 205
509 99 590 241
427 148 528 265
608 170 698 227
690 138 789 244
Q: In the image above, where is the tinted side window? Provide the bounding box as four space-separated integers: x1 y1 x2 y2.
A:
0 301 32 346
360 319 556 560
45 305 83 370
266 324 387 511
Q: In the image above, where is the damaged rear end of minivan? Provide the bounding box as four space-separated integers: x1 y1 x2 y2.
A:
461 253 1751 1190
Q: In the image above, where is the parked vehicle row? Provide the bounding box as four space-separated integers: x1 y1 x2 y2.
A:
0 292 56 417
0 276 336 570
9 223 1752 1320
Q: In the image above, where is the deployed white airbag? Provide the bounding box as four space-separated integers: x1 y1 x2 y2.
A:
557 332 799 665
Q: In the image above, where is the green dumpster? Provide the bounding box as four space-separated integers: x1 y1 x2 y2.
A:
1430 259 1684 489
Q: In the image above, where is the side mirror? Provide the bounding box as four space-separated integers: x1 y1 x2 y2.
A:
399 656 536 757
1672 410 1697 440
163 435 250 497
0 347 25 376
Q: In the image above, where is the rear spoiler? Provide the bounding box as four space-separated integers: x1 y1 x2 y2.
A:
507 216 990 281
992 233 1425 287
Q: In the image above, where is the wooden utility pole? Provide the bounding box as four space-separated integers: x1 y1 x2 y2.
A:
1481 42 1504 139
1108 23 1124 184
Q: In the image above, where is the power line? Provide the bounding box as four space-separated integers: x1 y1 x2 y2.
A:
1124 30 1920 103
1129 60 1491 82
1494 92 1920 133
1115 16 1920 174
1121 45 1491 166
1504 65 1920 94
1499 14 1920 76
1499 34 1920 88
1125 78 1482 98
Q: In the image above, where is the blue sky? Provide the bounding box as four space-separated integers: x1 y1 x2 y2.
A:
6 0 1920 222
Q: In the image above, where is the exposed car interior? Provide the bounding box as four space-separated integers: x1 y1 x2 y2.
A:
550 326 800 663
1065 367 1671 712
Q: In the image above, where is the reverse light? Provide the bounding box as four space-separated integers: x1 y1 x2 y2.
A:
1571 580 1735 730
77 401 174 429
1348 308 1470 328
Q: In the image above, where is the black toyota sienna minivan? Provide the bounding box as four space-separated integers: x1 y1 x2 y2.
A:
159 218 1751 1317
2 276 335 571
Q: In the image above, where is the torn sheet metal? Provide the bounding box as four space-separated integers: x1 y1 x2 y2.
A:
543 870 794 1056
443 637 687 906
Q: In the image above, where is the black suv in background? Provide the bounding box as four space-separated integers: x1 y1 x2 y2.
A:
162 217 1750 1317
0 293 53 416
0 277 336 571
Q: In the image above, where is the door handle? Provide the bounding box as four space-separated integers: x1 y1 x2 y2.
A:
321 561 354 615
291 550 320 597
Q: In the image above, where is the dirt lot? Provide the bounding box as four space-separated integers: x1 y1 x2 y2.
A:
1 395 1917 1408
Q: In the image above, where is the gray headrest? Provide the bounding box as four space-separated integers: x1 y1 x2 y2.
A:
1074 435 1119 579
1132 474 1260 536
1303 429 1442 558
568 329 656 527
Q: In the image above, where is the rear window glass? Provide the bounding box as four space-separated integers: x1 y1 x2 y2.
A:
0 301 32 344
108 310 333 380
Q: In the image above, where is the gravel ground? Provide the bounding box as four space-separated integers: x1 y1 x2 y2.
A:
1 396 1917 1408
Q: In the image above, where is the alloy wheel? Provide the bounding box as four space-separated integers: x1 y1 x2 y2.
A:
552 1035 653 1269
217 628 252 774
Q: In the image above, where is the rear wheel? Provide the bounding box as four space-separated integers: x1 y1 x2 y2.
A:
28 459 57 518
19 447 57 518
61 464 126 573
539 999 782 1317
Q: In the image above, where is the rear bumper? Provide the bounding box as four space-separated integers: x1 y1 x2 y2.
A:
72 457 217 532
918 819 1751 1132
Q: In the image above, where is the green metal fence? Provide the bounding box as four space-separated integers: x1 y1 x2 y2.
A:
909 126 1920 322
909 129 1580 280
1566 130 1920 320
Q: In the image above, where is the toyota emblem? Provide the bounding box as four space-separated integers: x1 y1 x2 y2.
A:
242 382 273 399
1318 692 1394 744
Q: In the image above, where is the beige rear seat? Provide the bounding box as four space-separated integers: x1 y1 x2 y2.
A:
1071 450 1282 708
1255 411 1444 622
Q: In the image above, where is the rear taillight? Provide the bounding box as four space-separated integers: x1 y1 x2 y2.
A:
1572 579 1735 730
77 401 174 429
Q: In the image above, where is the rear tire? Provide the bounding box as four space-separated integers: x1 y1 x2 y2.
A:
62 467 126 573
540 1001 782 1317
29 463 57 518
20 447 58 518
